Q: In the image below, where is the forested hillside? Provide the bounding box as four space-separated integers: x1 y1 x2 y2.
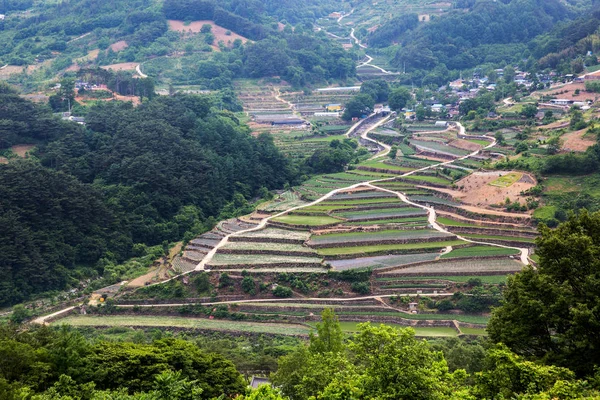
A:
0 0 355 92
0 82 295 305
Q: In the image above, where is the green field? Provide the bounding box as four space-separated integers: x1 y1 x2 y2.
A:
467 139 491 146
56 316 312 336
489 172 523 188
376 275 509 284
318 240 466 256
401 175 452 185
336 312 489 325
346 217 429 226
272 215 342 226
459 326 488 336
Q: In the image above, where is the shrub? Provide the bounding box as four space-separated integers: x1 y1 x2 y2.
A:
351 282 370 294
219 273 233 288
193 273 211 293
241 276 256 295
467 278 483 287
272 285 293 298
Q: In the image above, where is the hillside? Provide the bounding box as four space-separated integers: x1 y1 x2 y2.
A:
5 0 600 399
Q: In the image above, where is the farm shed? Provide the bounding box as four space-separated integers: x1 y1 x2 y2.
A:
326 103 343 112
435 121 448 127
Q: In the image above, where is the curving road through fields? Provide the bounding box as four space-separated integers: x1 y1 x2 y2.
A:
195 119 529 272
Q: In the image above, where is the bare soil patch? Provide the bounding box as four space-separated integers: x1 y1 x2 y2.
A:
448 139 481 152
0 157 7 164
0 65 24 77
168 20 249 47
110 41 128 52
101 62 138 71
429 170 536 209
561 128 596 152
536 82 597 102
11 144 35 157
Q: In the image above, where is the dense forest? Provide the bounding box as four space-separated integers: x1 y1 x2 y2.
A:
360 0 600 86
0 82 296 306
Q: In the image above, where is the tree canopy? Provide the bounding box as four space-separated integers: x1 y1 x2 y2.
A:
488 210 600 376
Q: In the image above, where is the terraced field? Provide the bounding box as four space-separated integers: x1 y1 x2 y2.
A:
46 117 538 338
379 257 524 275
309 229 454 247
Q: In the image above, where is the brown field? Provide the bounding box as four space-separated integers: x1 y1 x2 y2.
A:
429 171 536 209
448 139 481 151
110 41 128 52
536 82 597 103
100 62 138 71
167 20 249 47
0 65 24 77
12 144 35 157
561 128 596 152
0 157 7 164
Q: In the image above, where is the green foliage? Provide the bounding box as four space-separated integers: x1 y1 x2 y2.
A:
9 305 32 324
488 210 600 376
328 268 373 283
309 309 343 355
359 79 390 103
193 273 211 294
388 87 412 111
342 94 375 121
241 276 256 295
350 282 370 295
0 92 295 305
272 285 293 298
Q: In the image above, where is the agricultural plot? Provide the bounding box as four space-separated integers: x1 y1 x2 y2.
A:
375 275 509 284
309 229 455 247
345 217 429 226
357 160 414 173
459 326 488 336
259 191 307 212
58 315 312 336
396 174 453 186
319 322 458 337
236 228 311 242
335 311 488 325
317 240 466 257
329 253 440 270
489 172 523 187
441 246 521 259
208 253 323 266
328 191 397 201
410 139 471 157
459 234 535 244
221 241 317 254
409 195 461 207
271 215 342 226
333 207 428 221
380 258 524 276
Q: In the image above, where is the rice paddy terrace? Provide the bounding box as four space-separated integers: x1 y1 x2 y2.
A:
49 116 539 338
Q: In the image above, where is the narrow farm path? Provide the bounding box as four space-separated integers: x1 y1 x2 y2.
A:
32 306 77 325
350 28 400 75
136 64 148 78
